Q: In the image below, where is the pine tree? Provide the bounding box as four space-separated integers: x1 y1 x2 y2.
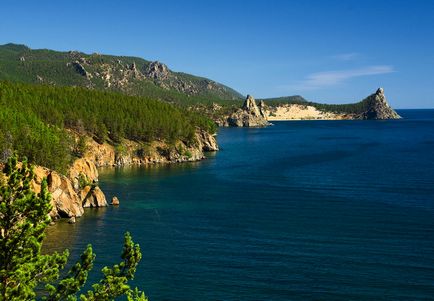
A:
0 155 147 301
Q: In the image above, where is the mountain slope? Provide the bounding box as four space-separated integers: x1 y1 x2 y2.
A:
0 43 243 102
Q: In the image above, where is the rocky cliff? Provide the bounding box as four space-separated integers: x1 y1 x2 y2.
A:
7 128 217 222
357 88 401 119
30 158 107 220
224 95 271 127
81 129 218 167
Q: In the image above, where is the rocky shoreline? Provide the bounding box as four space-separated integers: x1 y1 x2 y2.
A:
26 128 218 222
22 88 400 223
213 88 400 126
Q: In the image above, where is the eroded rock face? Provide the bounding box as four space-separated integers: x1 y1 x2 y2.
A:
145 61 170 80
196 129 219 152
227 95 271 127
32 166 84 219
82 129 217 167
358 88 401 120
71 61 91 79
69 158 99 191
258 100 269 118
84 140 116 167
81 186 107 208
243 95 262 117
31 157 109 220
69 158 107 209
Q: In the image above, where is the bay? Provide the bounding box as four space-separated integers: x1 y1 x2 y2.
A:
45 109 434 300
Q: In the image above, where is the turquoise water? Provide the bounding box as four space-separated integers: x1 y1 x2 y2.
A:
45 110 434 300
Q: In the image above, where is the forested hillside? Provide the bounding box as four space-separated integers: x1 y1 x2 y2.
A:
0 81 216 172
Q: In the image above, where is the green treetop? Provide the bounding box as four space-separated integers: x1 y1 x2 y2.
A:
0 155 147 301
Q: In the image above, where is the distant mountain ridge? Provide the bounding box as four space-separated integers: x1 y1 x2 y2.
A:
0 43 243 101
0 43 401 123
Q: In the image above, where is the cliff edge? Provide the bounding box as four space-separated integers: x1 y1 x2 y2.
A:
226 95 271 127
28 158 107 220
357 88 401 119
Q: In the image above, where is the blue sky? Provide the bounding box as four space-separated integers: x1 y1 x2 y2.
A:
1 0 434 108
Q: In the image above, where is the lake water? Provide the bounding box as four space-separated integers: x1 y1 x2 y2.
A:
45 110 434 300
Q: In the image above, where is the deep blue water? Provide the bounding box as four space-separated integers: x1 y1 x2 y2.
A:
45 110 434 300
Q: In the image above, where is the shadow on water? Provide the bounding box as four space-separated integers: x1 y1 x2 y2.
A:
43 207 110 253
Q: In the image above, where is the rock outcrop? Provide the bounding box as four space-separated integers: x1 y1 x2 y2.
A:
195 129 219 152
69 158 99 190
145 61 170 80
227 95 271 127
80 186 107 208
258 100 270 118
357 88 401 119
71 61 91 79
32 166 84 219
1 43 244 100
31 158 108 220
83 129 218 167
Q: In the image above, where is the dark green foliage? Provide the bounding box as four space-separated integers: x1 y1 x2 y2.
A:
80 234 143 300
44 245 95 300
73 136 88 158
0 105 72 173
0 156 67 300
0 155 147 301
0 80 216 172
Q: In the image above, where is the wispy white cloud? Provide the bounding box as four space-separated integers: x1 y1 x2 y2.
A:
283 65 395 91
332 52 360 61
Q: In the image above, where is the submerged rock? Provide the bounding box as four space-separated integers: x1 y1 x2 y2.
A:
71 61 91 78
111 196 120 206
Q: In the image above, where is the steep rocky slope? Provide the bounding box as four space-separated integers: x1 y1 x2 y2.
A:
216 95 271 127
357 88 401 119
17 158 107 220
